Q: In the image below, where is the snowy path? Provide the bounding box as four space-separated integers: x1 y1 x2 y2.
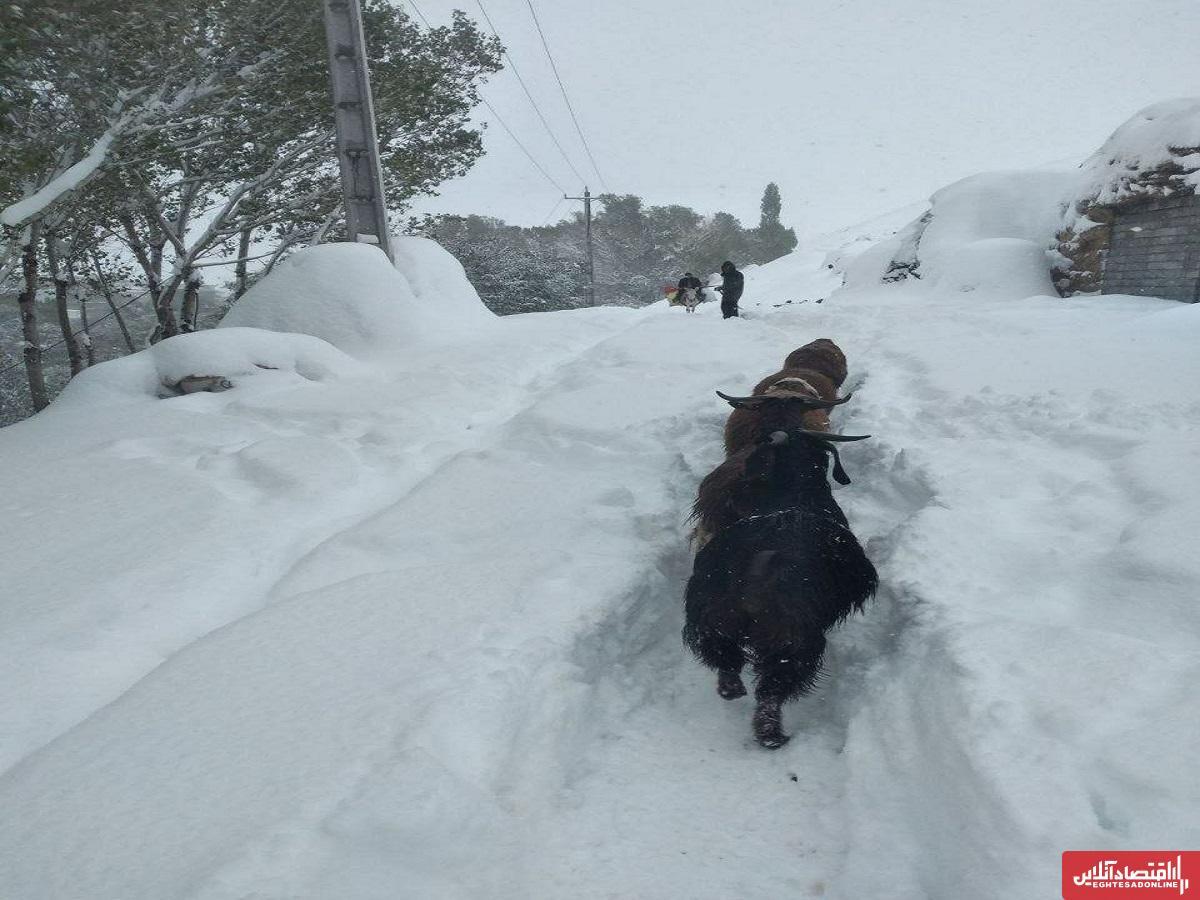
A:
2 246 1198 899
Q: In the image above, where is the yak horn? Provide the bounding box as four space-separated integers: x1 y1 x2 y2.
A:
716 390 852 410
787 428 871 442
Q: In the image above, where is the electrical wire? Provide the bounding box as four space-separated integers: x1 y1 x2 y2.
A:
404 0 567 196
404 0 433 27
523 0 608 191
478 97 568 195
0 287 152 378
474 0 586 188
540 196 564 226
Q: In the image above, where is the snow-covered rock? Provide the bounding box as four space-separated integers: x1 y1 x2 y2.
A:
1074 97 1200 209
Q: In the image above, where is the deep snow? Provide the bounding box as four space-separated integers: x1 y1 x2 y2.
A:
1 214 1198 899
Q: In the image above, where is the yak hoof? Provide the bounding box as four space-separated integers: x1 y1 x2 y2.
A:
753 700 790 749
717 670 747 700
755 729 791 750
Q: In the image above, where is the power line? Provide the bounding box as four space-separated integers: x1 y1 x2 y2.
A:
474 0 587 188
404 0 432 27
403 0 566 196
540 196 564 226
523 0 608 192
478 98 567 195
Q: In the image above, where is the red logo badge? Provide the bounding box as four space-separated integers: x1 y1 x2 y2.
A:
1063 852 1198 898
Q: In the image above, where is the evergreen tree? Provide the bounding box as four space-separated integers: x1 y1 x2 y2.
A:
751 182 798 263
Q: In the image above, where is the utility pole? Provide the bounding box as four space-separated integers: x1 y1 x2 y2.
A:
565 186 595 306
322 0 392 260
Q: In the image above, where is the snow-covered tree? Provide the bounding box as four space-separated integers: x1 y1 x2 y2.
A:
751 183 798 263
2 0 501 413
421 193 775 313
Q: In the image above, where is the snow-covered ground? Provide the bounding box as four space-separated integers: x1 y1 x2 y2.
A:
1 196 1198 899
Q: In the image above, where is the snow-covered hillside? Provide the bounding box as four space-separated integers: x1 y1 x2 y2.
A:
1 208 1198 898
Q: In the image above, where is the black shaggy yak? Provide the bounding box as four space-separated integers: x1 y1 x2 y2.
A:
684 410 877 749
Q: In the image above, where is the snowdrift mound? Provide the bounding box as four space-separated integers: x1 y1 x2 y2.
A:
47 327 362 414
220 243 415 357
391 235 495 336
844 170 1070 298
221 239 494 358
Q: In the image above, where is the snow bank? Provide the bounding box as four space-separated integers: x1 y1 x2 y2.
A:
221 239 494 359
844 170 1070 298
219 243 416 357
48 327 363 413
390 235 495 337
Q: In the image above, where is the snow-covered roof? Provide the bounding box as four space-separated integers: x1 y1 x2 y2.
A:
1074 98 1200 208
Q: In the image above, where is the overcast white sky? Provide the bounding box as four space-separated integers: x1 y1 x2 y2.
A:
403 0 1200 237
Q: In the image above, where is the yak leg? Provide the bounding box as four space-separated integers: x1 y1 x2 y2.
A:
751 696 787 749
684 550 749 699
717 667 747 700
684 625 747 699
750 635 826 749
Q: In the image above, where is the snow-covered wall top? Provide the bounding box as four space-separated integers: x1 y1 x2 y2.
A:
1073 98 1200 209
221 238 494 358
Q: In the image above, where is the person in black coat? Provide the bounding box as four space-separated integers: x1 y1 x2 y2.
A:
716 261 743 318
677 272 702 293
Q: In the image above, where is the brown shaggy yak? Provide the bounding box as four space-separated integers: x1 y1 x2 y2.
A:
721 339 851 455
783 338 848 388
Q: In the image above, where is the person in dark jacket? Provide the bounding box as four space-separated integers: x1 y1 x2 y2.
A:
716 261 744 318
678 272 702 293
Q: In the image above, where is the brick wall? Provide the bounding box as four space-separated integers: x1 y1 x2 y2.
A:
1102 194 1200 302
